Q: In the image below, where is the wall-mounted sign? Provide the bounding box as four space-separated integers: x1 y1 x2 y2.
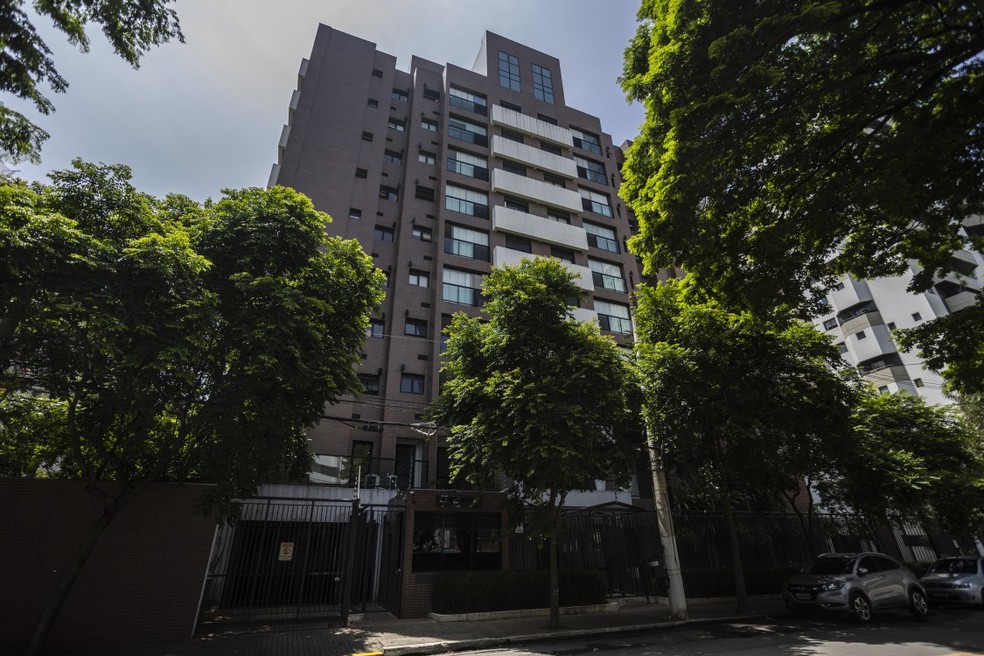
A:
278 542 295 561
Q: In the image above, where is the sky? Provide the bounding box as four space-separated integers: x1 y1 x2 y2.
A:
7 0 647 201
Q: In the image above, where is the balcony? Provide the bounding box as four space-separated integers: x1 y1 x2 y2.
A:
268 163 280 188
491 136 577 179
491 169 582 214
492 205 588 252
491 105 573 147
840 309 884 336
492 246 594 291
278 124 290 165
309 454 428 490
943 289 979 313
288 89 300 124
846 323 896 363
829 278 873 313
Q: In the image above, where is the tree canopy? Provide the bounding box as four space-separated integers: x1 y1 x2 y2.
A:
620 0 983 318
432 257 640 627
0 0 183 163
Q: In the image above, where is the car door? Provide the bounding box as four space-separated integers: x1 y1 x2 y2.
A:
856 556 889 605
874 556 906 606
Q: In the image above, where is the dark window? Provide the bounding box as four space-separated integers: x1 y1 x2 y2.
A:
500 128 524 144
447 149 489 180
547 210 570 224
415 185 436 201
551 246 576 263
823 318 838 330
388 118 406 132
405 318 427 337
504 196 528 212
584 222 619 253
412 226 432 242
540 142 562 155
400 373 425 394
449 86 488 115
367 319 384 338
445 184 489 219
580 187 613 217
532 64 554 103
412 511 502 572
379 185 399 201
536 112 557 125
575 156 607 185
500 100 522 112
355 167 368 178
372 69 383 78
856 330 867 340
571 127 602 155
358 374 380 395
914 378 924 388
423 88 441 101
374 226 394 242
384 150 402 164
542 172 567 187
498 50 520 92
887 321 897 330
833 281 846 291
348 208 362 220
502 161 527 176
448 116 488 147
878 385 889 393
589 258 625 291
444 224 490 261
392 89 408 102
367 98 379 108
362 131 374 142
912 312 922 321
505 235 533 253
836 342 848 354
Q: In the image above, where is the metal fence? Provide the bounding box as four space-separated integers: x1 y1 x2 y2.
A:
197 498 401 629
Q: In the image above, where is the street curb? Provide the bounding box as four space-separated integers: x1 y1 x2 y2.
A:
382 611 781 656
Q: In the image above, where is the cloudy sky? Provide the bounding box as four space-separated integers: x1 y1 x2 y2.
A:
8 0 647 201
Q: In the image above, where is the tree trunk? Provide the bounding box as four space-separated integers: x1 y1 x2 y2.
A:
548 533 560 628
648 444 688 620
719 479 749 612
26 500 121 655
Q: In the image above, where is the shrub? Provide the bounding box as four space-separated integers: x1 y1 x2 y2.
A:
432 568 607 614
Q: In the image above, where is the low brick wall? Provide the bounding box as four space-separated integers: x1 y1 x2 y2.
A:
0 479 216 654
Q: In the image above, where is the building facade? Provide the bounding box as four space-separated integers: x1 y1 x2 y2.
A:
270 25 644 500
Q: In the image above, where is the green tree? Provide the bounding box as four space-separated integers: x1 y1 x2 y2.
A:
432 258 640 628
816 388 984 540
0 161 384 653
1 0 183 163
634 280 854 610
620 0 983 390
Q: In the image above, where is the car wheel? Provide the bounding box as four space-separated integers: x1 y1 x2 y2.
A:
908 589 929 617
851 592 873 623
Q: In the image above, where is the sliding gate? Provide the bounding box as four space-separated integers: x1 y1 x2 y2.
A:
197 497 398 628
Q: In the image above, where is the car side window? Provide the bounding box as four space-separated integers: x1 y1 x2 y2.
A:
875 556 899 571
857 556 879 574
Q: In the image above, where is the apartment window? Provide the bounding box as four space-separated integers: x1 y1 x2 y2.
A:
547 210 570 224
500 100 522 112
887 321 897 330
445 183 489 218
447 149 489 180
500 128 524 144
912 312 922 321
421 118 439 132
358 374 380 395
392 88 408 102
374 225 394 242
362 131 374 142
878 385 889 394
405 318 428 338
449 86 488 115
580 187 613 217
856 330 867 340
443 268 484 307
372 69 383 78
502 161 527 176
833 281 846 291
532 64 554 103
409 269 430 288
504 196 529 212
822 318 838 330
914 378 924 388
348 208 362 220
595 300 632 335
589 259 626 292
505 235 532 253
541 142 562 155
551 246 576 263
418 150 436 165
584 222 619 253
355 167 368 178
367 98 379 108
836 342 848 354
388 118 406 132
444 224 490 261
384 150 402 164
543 172 567 188
571 128 602 155
448 116 488 147
412 226 432 242
367 319 385 338
401 373 426 395
423 88 441 101
379 185 399 201
536 112 557 125
415 185 436 201
575 156 607 185
498 50 521 91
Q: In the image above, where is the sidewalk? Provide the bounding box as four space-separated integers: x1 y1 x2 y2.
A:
71 596 789 656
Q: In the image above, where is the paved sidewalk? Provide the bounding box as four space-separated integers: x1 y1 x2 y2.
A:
70 597 789 656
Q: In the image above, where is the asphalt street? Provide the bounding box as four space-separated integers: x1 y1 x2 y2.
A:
457 605 984 656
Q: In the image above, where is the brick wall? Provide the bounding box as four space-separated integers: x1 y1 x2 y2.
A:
0 479 217 654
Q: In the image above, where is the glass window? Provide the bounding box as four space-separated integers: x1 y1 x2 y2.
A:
383 150 402 164
448 116 488 147
401 373 425 394
498 51 520 92
412 511 502 572
571 127 602 155
379 185 399 201
405 318 428 338
421 118 438 132
575 156 607 185
423 88 441 101
584 222 619 253
358 374 380 395
374 226 394 242
388 118 406 132
579 187 613 217
419 150 436 165
547 210 570 224
445 184 489 219
502 161 526 176
443 268 484 307
367 98 379 108
348 208 362 220
541 142 562 155
392 88 408 102
372 69 383 78
595 300 632 335
543 172 567 188
412 226 432 242
449 86 488 115
415 185 435 201
447 149 489 180
589 259 626 292
444 224 490 261
355 167 368 178
505 235 532 253
532 64 554 103
823 318 838 330
551 246 575 263
837 342 848 354
367 319 385 338
409 269 430 288
500 100 522 112
504 196 528 212
500 128 524 144
362 131 374 142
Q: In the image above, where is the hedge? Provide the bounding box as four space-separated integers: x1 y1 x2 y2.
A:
432 569 607 614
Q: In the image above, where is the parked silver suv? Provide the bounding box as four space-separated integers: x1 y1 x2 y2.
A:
920 556 984 606
783 552 929 622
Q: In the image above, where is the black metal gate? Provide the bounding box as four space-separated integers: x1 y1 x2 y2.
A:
197 497 396 628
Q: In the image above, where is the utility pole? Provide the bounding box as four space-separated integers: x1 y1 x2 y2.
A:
647 432 688 620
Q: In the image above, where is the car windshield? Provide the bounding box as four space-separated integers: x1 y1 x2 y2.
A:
927 558 978 575
805 556 856 575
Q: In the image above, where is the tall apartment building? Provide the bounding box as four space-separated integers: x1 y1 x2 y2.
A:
811 226 984 405
270 25 643 498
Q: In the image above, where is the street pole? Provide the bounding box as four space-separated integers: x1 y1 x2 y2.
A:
647 432 688 621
